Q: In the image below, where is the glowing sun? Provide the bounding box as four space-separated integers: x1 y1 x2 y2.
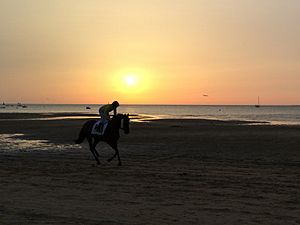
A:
111 69 153 99
124 75 138 86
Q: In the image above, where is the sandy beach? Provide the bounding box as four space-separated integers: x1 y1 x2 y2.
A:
0 113 299 224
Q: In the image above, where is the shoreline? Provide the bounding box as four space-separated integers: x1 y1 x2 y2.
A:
1 112 300 126
1 104 300 126
0 112 273 124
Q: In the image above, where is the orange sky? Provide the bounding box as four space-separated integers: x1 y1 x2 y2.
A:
1 1 300 105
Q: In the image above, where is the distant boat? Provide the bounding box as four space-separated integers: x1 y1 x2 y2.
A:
17 103 28 108
255 96 260 108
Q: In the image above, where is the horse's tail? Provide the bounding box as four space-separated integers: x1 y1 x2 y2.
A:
75 120 96 144
75 126 86 144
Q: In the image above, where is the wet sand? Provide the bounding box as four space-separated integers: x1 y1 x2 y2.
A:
0 113 299 224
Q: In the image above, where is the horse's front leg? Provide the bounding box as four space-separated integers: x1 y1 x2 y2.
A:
107 141 122 166
87 137 100 165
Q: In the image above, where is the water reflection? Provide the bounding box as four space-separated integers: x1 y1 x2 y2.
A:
0 114 156 122
0 134 79 152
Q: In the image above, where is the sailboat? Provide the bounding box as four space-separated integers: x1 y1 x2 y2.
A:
255 96 260 108
0 102 5 109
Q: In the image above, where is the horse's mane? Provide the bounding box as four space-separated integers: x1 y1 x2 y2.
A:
114 113 126 119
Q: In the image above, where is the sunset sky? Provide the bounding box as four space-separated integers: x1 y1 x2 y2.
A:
1 0 299 105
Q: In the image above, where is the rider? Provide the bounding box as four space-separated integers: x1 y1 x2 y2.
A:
97 101 120 134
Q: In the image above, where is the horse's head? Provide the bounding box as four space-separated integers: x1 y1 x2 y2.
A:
122 114 130 134
114 114 130 134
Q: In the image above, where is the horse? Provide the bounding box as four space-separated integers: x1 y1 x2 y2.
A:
75 114 130 166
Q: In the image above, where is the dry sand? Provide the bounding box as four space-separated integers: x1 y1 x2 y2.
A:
0 113 299 224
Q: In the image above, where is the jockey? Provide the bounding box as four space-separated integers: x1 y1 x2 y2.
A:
97 101 120 134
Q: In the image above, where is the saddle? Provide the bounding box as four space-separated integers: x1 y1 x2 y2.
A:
91 121 108 135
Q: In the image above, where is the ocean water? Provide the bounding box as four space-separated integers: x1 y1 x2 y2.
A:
1 104 300 125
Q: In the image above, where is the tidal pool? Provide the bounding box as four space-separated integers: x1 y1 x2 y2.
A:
0 134 79 152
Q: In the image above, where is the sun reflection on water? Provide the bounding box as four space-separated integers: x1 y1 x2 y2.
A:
0 134 79 152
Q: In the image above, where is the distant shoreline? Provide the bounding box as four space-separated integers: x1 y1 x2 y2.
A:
0 110 300 126
0 112 276 126
1 103 300 106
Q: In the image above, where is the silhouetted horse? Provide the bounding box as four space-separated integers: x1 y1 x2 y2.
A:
75 114 130 165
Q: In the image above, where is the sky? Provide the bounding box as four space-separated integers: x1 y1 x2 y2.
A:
0 0 299 105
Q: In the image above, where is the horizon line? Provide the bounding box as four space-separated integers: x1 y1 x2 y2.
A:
2 102 300 107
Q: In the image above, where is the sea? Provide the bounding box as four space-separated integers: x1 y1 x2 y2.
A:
1 104 300 125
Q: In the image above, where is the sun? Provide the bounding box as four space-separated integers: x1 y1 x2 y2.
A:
124 75 138 86
110 69 153 101
125 75 137 86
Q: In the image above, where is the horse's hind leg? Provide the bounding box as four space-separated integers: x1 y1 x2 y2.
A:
88 137 100 165
107 142 122 166
92 139 100 157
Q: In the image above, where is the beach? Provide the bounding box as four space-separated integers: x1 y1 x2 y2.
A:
0 113 299 224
